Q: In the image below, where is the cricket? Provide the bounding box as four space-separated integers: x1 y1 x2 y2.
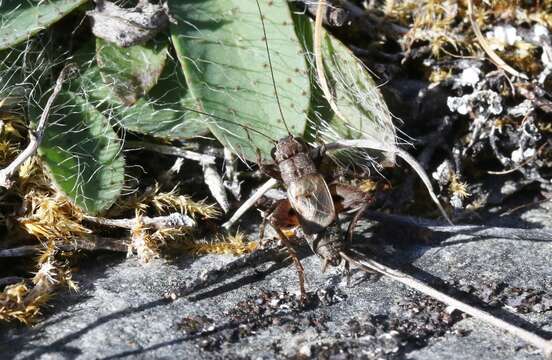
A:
0 0 551 358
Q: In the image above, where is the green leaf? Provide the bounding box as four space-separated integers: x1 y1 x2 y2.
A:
321 32 396 149
170 0 310 161
96 38 168 106
72 42 208 140
39 90 125 214
0 0 87 51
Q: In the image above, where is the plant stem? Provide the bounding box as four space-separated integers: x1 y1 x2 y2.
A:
128 141 216 165
83 212 196 230
222 178 278 229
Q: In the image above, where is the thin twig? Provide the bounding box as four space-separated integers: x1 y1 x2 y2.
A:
467 0 528 80
0 236 128 258
222 178 278 229
0 64 76 188
0 245 38 258
83 212 196 230
341 250 552 358
128 141 216 165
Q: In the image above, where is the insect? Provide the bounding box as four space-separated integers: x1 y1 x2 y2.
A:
255 134 375 299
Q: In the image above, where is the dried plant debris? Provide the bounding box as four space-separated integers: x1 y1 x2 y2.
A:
343 0 552 213
181 230 257 257
87 0 172 47
0 245 77 324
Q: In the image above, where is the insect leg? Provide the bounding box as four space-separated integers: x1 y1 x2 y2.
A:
255 147 282 181
310 143 327 168
346 202 370 245
259 200 280 242
331 183 375 284
270 222 306 302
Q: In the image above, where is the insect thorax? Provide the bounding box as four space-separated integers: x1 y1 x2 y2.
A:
273 136 317 186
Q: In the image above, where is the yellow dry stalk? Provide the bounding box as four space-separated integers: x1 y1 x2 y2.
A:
17 157 52 194
384 0 418 23
0 139 19 166
183 230 257 256
115 183 220 220
0 113 26 166
151 185 220 219
449 174 470 200
0 256 76 325
429 67 452 84
0 283 45 325
129 211 160 262
151 227 191 245
111 187 154 214
19 192 91 242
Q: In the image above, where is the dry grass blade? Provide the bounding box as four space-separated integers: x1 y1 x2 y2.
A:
222 178 278 229
467 0 528 80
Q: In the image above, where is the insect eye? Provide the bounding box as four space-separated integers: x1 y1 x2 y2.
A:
271 147 277 160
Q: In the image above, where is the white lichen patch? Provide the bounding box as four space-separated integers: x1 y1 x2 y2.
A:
447 90 503 117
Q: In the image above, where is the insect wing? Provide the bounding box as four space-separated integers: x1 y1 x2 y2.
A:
287 174 335 235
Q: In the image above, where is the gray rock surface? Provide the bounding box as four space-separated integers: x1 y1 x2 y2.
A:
1 202 551 359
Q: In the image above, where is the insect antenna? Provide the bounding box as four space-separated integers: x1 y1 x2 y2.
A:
255 0 292 136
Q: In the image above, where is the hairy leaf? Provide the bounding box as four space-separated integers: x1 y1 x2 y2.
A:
0 0 87 51
170 0 310 161
321 32 396 150
73 43 207 140
39 91 125 214
96 38 168 106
